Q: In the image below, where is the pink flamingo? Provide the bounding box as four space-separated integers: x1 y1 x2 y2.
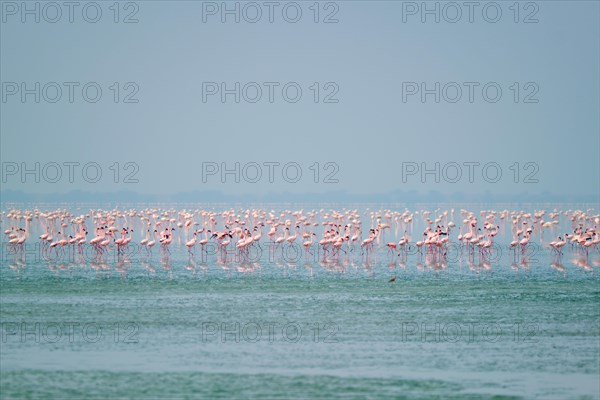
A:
198 229 211 253
185 230 198 254
303 232 316 257
147 230 158 255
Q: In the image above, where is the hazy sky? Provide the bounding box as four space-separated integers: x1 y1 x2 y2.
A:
1 1 599 200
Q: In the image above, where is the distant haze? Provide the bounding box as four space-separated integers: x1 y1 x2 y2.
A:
1 1 598 202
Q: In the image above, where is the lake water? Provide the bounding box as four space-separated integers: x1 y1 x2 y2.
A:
1 204 599 399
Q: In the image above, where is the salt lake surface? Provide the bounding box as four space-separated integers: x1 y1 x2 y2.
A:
1 204 599 399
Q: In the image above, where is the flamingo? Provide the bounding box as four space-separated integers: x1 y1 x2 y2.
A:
520 230 531 255
303 233 316 256
185 230 198 254
198 229 211 253
147 230 158 255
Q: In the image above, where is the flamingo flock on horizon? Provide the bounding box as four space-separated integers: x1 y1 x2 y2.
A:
2 207 599 270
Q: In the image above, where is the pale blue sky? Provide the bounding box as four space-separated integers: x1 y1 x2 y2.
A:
1 1 599 200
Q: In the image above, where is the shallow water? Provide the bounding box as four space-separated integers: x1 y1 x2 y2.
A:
1 205 599 398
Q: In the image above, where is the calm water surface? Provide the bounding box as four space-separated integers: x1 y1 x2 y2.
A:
1 204 599 399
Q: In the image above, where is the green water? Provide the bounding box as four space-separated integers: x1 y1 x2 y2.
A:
1 270 599 399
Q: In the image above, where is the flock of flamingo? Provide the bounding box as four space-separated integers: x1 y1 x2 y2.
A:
2 207 599 273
